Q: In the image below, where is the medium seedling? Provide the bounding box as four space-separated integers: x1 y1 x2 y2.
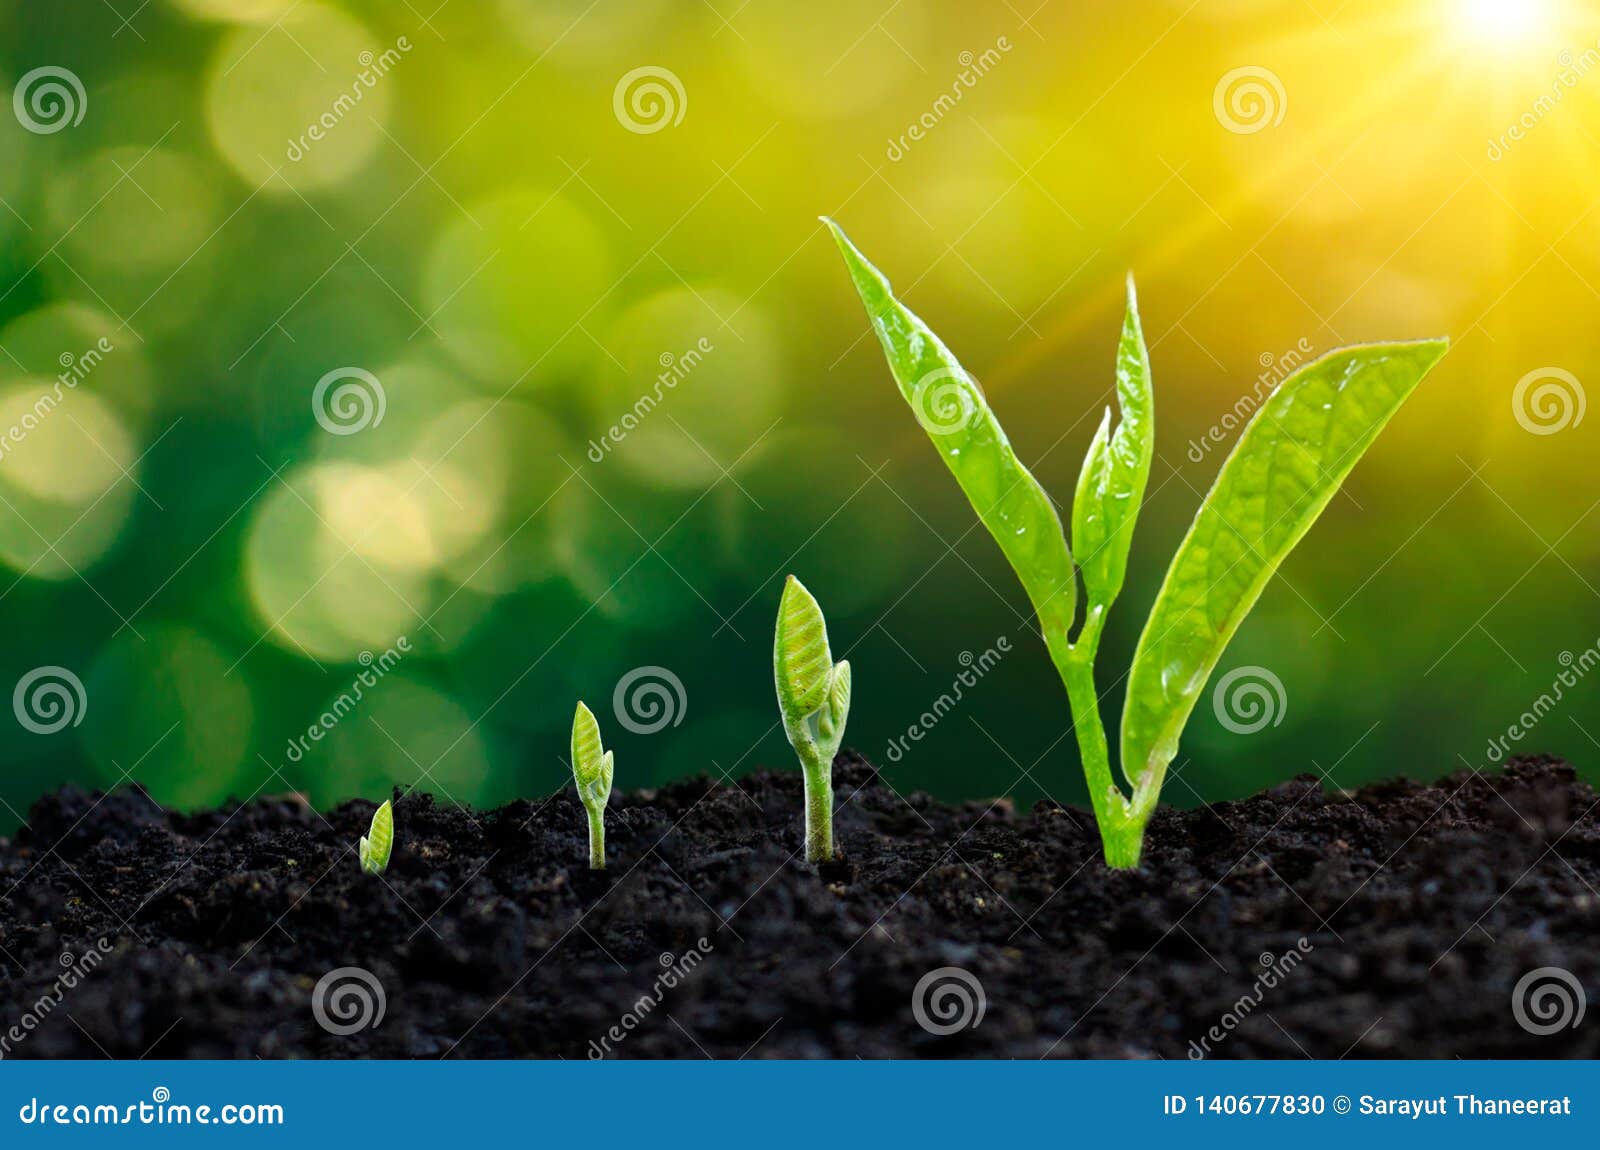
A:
358 799 393 875
572 701 615 870
827 219 1448 869
774 575 852 862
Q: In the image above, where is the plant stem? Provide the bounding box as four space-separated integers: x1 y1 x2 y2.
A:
1098 819 1144 869
801 750 835 863
586 807 606 870
1048 605 1149 869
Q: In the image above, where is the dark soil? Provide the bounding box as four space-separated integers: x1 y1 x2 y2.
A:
0 753 1595 1059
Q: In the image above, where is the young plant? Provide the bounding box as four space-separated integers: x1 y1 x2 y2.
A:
571 701 615 870
358 799 393 876
826 218 1449 869
774 575 852 863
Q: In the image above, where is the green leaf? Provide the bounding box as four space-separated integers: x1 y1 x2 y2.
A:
774 575 833 722
1072 277 1154 612
571 701 612 808
1120 339 1450 792
359 799 393 876
818 659 851 746
825 218 1076 646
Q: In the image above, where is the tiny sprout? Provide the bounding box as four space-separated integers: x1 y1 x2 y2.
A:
571 701 615 870
358 799 393 876
773 575 852 863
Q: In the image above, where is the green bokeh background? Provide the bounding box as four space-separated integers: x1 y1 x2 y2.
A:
2 0 1598 830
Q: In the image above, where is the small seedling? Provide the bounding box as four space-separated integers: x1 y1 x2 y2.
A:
358 799 393 876
571 701 615 870
774 575 852 862
827 219 1448 869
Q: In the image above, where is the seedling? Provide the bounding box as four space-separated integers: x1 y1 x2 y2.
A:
774 575 852 862
571 701 615 870
827 219 1449 869
358 799 393 875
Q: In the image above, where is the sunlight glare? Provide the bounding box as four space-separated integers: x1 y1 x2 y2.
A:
1457 0 1547 45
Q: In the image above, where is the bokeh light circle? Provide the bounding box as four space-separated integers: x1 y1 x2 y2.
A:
83 624 255 808
590 287 783 488
0 381 139 579
205 4 398 191
437 400 572 595
50 147 222 276
0 305 151 418
244 462 434 662
299 677 495 806
422 190 610 382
